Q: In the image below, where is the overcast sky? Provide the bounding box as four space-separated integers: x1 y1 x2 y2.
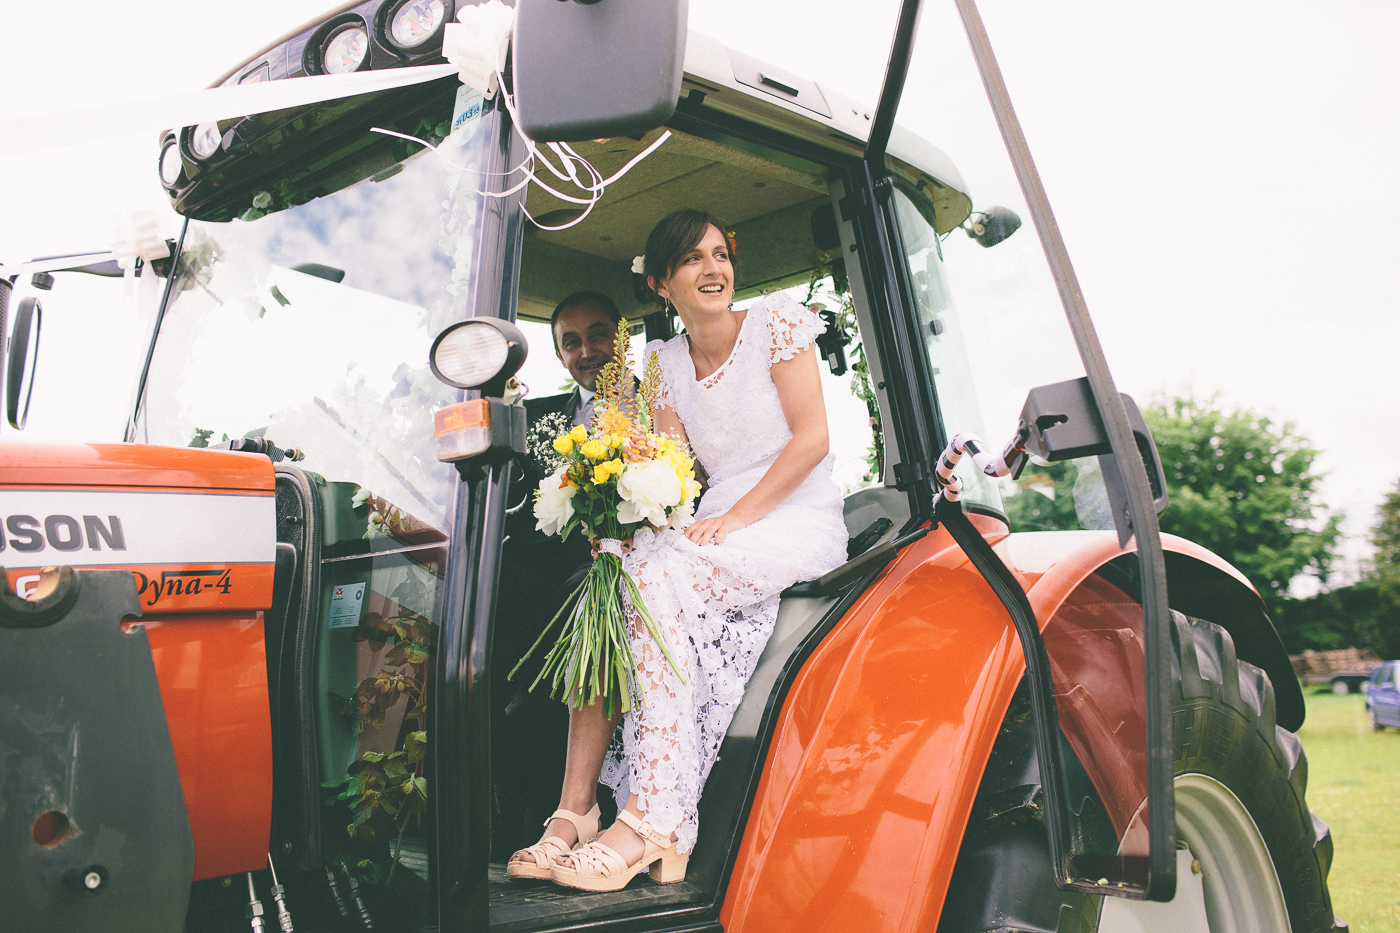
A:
1 0 1396 581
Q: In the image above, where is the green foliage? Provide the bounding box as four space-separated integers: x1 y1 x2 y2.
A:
805 256 882 484
1145 397 1340 600
1269 477 1400 657
322 603 435 886
1001 459 1086 532
1373 479 1400 591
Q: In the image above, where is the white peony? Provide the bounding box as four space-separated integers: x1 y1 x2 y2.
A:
534 466 577 536
616 460 683 527
667 492 696 530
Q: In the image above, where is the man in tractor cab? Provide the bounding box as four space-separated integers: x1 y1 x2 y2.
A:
532 290 625 432
491 291 624 855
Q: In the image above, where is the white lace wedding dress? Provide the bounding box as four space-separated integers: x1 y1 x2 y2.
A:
600 292 848 854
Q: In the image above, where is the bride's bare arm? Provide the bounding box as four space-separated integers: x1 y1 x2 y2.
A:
684 344 828 546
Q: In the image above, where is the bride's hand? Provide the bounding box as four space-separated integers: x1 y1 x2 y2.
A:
685 512 748 547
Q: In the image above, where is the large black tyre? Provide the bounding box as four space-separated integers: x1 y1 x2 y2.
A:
1165 613 1337 932
938 611 1339 933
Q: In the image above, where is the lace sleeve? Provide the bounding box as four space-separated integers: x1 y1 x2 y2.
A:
763 293 825 365
641 338 674 412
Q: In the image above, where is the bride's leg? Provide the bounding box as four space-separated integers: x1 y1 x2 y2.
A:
572 554 696 865
554 698 623 836
509 697 620 865
586 793 678 866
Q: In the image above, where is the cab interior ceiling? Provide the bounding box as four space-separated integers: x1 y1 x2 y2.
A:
517 127 833 323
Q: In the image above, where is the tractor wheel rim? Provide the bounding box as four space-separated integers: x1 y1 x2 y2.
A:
1098 773 1290 933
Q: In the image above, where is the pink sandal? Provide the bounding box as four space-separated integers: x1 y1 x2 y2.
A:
505 804 601 880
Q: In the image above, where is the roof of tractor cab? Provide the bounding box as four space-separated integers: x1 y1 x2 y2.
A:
515 31 973 321
188 10 973 321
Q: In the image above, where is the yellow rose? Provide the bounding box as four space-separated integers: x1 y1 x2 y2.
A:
553 434 574 455
580 439 607 460
592 465 612 485
605 458 624 474
570 425 588 443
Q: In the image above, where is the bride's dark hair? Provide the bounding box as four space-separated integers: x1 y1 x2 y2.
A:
640 209 737 306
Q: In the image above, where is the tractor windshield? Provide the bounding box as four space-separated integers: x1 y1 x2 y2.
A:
132 115 499 533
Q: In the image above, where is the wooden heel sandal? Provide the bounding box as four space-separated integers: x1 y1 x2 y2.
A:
549 810 689 892
505 804 601 880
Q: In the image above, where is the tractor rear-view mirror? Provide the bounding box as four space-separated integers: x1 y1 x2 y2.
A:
7 297 42 430
511 0 688 142
1018 377 1169 545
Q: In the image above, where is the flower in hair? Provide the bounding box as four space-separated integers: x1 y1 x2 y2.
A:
631 255 646 275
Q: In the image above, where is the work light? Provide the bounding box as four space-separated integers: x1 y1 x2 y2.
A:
429 318 526 391
190 122 222 160
428 319 528 464
159 142 185 187
389 0 446 48
323 24 370 74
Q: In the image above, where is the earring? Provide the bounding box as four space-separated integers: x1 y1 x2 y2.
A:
664 298 674 315
728 300 734 312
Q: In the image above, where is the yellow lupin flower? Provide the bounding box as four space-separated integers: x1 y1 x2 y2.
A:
570 424 588 443
580 439 608 460
553 434 574 455
592 465 612 485
598 408 635 439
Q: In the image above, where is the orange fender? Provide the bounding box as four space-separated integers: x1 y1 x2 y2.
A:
722 519 1270 932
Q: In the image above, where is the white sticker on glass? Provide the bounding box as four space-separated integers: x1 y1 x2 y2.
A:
328 581 366 629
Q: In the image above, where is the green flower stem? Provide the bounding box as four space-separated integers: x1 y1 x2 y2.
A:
512 551 685 718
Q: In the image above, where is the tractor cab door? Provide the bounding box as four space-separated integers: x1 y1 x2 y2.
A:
862 0 1177 904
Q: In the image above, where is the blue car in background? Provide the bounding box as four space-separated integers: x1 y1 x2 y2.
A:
1366 660 1400 730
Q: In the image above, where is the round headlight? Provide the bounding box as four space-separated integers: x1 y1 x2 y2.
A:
324 24 369 74
190 121 222 160
390 0 445 48
430 318 527 390
159 142 185 187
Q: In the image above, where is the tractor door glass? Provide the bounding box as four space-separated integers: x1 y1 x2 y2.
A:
890 186 1165 894
888 185 1000 512
317 545 442 914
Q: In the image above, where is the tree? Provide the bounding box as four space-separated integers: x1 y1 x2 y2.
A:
1362 478 1400 656
1373 478 1400 581
1143 397 1340 601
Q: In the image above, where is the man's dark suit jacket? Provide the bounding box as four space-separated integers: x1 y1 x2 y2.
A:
492 388 593 853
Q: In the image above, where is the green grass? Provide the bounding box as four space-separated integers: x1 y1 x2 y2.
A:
1297 690 1400 932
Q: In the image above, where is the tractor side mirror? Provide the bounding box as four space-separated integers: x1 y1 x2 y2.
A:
1018 377 1169 545
961 205 1021 248
511 0 688 141
7 297 42 430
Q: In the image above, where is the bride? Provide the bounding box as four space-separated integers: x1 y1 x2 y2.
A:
508 208 848 891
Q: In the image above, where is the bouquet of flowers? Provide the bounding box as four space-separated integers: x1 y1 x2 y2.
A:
511 319 700 716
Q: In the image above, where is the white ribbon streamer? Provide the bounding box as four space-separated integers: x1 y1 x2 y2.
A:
0 63 458 159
